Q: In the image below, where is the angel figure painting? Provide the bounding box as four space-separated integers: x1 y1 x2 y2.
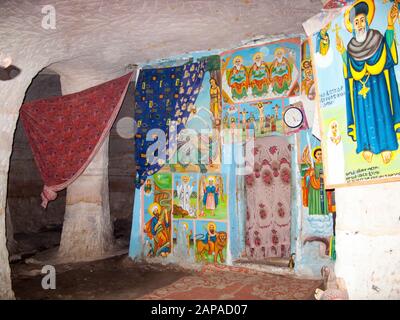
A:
198 175 227 220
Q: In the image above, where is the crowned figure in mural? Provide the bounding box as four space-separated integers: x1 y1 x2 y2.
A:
176 175 196 217
144 202 171 257
249 52 270 97
271 47 292 95
336 0 400 164
227 55 249 100
202 176 219 216
302 146 329 215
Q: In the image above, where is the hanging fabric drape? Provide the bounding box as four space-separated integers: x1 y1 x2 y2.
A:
134 61 206 188
21 72 133 208
245 136 292 259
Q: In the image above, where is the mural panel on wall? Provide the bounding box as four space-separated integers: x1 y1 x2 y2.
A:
312 0 400 187
173 219 195 259
173 173 198 219
220 38 301 104
199 174 227 220
172 55 222 173
301 39 316 101
195 220 228 264
298 129 336 261
143 173 173 257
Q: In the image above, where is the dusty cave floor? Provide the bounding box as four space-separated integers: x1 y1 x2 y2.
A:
11 255 322 300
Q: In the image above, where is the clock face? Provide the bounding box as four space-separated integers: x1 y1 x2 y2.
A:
283 107 303 129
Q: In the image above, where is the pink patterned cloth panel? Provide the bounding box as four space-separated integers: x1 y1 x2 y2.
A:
245 136 292 259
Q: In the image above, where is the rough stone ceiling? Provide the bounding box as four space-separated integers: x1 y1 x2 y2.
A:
0 0 322 77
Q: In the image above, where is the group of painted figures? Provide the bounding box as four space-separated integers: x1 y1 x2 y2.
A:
226 48 294 100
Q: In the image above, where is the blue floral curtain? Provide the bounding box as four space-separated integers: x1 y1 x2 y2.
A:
135 61 206 188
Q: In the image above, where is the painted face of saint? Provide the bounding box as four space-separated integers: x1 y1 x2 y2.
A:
353 13 367 42
234 57 242 68
153 207 159 217
210 78 216 88
254 53 262 65
315 150 323 163
330 122 338 136
275 50 284 63
209 224 215 234
208 179 213 186
182 176 190 184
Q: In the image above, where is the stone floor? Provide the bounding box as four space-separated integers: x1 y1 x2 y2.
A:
11 255 322 300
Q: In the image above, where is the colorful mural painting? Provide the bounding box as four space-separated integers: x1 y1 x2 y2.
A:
143 173 173 257
173 173 198 219
172 54 222 173
312 0 400 187
199 174 227 220
298 129 336 265
220 38 301 104
195 220 228 264
301 39 316 100
173 219 195 259
130 37 336 276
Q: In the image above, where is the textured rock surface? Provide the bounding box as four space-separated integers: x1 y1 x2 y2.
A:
335 183 400 299
59 136 113 261
7 74 66 236
56 72 115 262
0 0 322 299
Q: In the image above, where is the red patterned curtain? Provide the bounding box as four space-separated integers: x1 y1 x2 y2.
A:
20 72 133 208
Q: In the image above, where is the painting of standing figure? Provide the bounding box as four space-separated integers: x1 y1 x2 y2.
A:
336 0 400 165
313 0 400 187
173 174 198 219
198 175 227 220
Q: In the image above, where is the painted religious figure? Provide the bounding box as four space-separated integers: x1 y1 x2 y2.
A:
271 48 292 95
301 146 329 215
199 175 227 219
336 0 400 164
249 52 270 97
301 59 315 99
209 77 222 122
144 178 153 195
227 55 249 100
202 177 219 216
173 220 194 258
195 221 228 264
175 175 197 218
326 120 346 184
144 202 171 257
316 22 331 56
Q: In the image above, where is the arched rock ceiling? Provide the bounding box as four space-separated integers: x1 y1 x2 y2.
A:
0 0 322 77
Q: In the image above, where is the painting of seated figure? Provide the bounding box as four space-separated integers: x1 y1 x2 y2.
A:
195 221 228 264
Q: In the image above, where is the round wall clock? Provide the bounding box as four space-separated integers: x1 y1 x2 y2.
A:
283 106 304 128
